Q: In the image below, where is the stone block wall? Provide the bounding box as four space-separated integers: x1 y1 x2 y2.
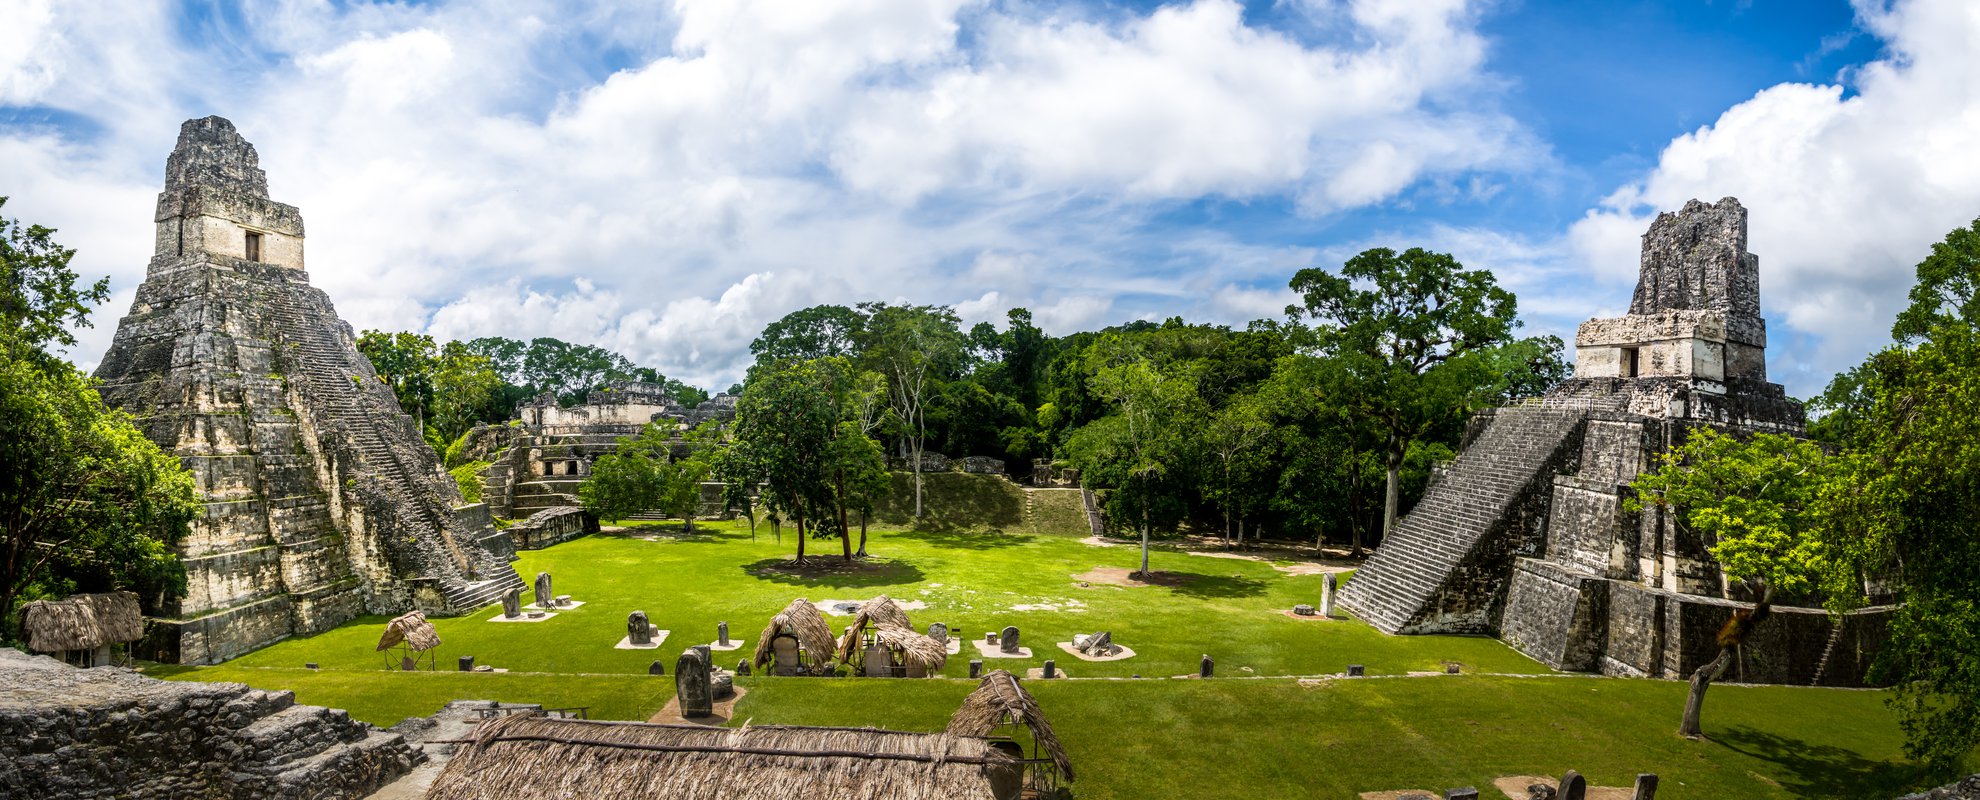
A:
0 649 420 799
508 507 600 550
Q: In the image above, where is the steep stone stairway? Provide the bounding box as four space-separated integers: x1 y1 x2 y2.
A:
1337 406 1586 634
262 281 522 612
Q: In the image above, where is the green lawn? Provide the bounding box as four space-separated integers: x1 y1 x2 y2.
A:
150 513 1972 798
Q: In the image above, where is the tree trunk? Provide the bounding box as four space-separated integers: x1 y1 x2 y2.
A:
1138 503 1151 577
857 513 869 557
913 452 925 519
794 512 806 562
1680 647 1736 738
835 473 853 562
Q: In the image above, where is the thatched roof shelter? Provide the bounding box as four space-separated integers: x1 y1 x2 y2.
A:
752 598 838 672
375 611 441 653
854 595 913 629
423 714 1020 800
948 669 1075 783
18 592 143 653
836 622 948 674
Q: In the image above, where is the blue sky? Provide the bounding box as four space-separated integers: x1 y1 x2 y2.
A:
4 0 1975 397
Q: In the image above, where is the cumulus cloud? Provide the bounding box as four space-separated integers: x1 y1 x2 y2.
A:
1568 0 1980 394
3 0 1536 387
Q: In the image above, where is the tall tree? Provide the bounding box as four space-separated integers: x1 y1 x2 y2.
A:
750 304 867 366
1627 429 1841 738
1 199 199 634
1891 215 1980 342
731 359 843 561
1066 335 1205 576
430 341 502 442
1289 247 1518 544
859 303 965 519
356 330 438 428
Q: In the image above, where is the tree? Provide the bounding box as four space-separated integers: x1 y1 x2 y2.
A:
731 359 844 562
859 303 966 519
430 341 502 443
1289 247 1518 545
1 199 199 635
1627 428 1840 738
356 330 437 428
1066 335 1204 576
1891 215 1980 342
577 427 669 525
1205 392 1272 546
750 305 866 366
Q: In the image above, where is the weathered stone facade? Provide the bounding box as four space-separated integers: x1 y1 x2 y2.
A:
93 117 523 664
0 648 420 798
506 506 601 550
469 384 736 520
1338 198 1880 686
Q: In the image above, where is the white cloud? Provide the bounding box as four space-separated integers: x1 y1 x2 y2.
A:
3 0 1535 389
1568 0 1980 395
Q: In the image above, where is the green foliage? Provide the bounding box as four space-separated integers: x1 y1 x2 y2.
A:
578 423 705 526
1892 215 1980 342
1 202 197 634
449 460 491 505
1 196 108 365
749 304 866 366
1289 246 1520 543
1626 429 1840 603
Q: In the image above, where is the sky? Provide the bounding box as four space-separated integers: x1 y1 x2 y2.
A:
2 0 1973 398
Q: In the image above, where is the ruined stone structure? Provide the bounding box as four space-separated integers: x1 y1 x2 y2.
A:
93 117 523 664
1337 198 1888 686
467 382 735 520
0 648 420 798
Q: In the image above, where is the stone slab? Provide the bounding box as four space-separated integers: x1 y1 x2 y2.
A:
707 640 746 652
1056 641 1137 662
614 628 670 650
1025 667 1067 680
487 611 559 623
972 640 1032 659
524 600 586 611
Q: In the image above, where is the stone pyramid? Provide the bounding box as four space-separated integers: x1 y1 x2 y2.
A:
94 116 523 664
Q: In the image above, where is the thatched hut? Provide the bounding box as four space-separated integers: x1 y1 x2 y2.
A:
18 591 144 667
753 598 839 676
423 714 1023 800
852 594 913 629
376 610 440 670
948 669 1075 797
836 622 948 678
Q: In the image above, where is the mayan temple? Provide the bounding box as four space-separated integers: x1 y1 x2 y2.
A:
1337 198 1890 686
93 117 524 664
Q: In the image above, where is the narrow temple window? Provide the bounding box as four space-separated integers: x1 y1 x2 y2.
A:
245 231 263 262
1621 347 1640 378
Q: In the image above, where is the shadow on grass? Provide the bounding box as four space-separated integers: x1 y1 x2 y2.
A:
1167 571 1270 599
601 523 752 542
1712 725 1948 799
894 529 1037 550
743 557 926 589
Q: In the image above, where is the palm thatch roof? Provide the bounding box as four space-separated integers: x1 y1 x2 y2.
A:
18 592 144 652
752 598 838 671
838 622 949 672
947 669 1075 782
424 714 1018 800
856 595 913 628
376 611 441 653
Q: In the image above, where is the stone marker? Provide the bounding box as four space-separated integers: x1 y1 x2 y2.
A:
1525 784 1556 800
1200 654 1214 678
501 587 522 619
1321 573 1337 617
1446 789 1480 800
1559 770 1587 800
1293 604 1315 616
400 656 416 671
1043 659 1057 679
717 621 730 647
675 647 713 718
554 594 572 608
458 656 475 672
693 643 712 662
525 610 545 619
999 626 1021 653
1446 663 1461 674
534 572 553 607
1632 774 1658 800
628 611 653 645
927 622 949 643
736 659 751 676
1347 664 1365 676
969 660 983 679
305 662 319 670
648 660 665 676
985 631 998 645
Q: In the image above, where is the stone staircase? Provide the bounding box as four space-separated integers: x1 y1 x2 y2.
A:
262 282 522 612
229 692 423 798
1338 406 1587 634
1080 488 1106 536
